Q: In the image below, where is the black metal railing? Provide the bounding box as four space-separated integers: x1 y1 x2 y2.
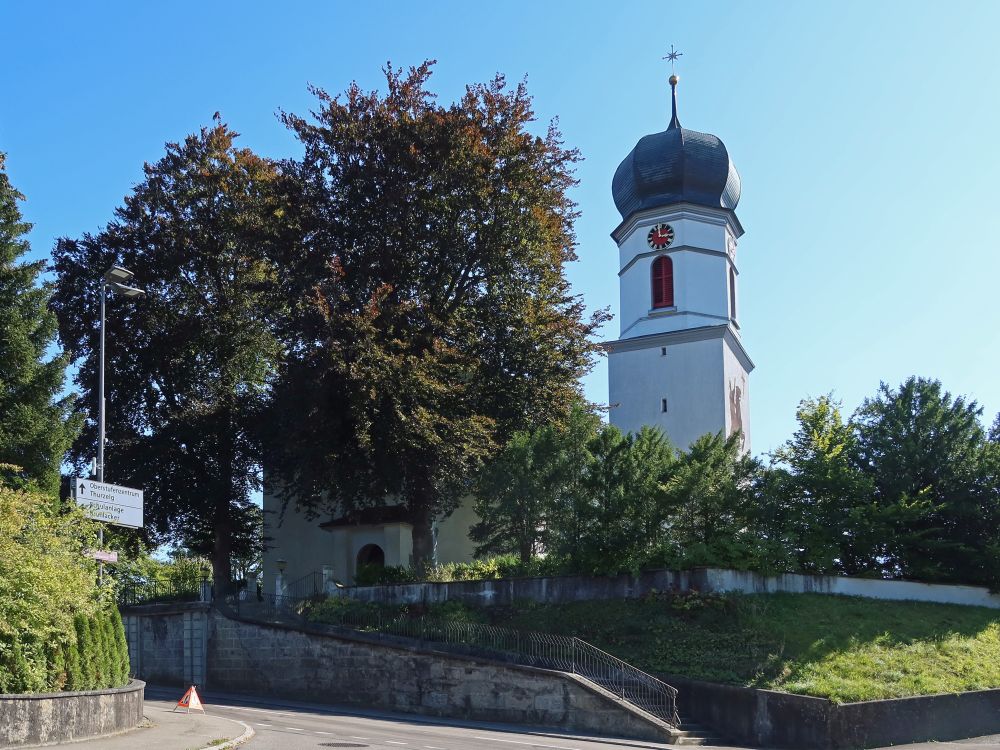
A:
227 593 679 727
283 570 324 600
118 578 203 607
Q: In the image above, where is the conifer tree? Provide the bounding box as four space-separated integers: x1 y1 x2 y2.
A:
0 154 80 493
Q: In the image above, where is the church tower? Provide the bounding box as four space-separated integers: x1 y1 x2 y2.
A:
606 73 753 452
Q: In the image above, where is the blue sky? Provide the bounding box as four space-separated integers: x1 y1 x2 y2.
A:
4 0 999 456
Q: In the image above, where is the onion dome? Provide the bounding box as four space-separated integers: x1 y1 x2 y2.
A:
612 75 741 222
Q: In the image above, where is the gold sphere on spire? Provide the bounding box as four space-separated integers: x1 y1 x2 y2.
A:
669 74 679 86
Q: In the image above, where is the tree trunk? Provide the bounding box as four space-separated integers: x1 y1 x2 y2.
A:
212 412 235 597
213 494 234 597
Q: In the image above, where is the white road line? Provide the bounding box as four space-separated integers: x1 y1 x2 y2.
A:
256 723 271 727
315 730 332 734
424 746 445 749
351 737 370 740
386 742 408 746
472 736 581 750
286 727 303 731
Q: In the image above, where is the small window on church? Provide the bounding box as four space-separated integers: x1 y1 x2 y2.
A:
651 255 674 309
661 398 668 413
660 346 667 356
729 266 737 320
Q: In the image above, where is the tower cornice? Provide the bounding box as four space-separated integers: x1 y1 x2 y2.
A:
602 323 755 373
611 202 743 246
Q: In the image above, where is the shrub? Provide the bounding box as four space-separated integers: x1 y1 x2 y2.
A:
354 564 417 587
0 483 129 693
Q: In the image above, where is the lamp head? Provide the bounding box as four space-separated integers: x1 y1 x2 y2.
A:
104 266 134 284
276 558 287 574
110 282 145 298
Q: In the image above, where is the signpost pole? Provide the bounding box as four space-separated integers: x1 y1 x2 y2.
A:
97 280 106 583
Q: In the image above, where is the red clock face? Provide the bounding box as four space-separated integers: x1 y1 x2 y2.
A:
647 223 674 250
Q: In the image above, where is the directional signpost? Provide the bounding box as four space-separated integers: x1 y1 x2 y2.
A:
74 478 144 529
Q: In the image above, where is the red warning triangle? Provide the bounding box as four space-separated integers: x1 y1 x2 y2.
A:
173 685 205 713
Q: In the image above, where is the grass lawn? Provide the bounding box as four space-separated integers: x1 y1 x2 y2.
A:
308 591 1000 703
481 592 1000 703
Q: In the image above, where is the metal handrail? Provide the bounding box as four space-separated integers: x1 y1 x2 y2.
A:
226 593 679 727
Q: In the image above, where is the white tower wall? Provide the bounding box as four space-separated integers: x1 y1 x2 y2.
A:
607 204 753 452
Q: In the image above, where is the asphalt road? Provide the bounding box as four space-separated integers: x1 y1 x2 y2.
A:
145 685 726 750
145 686 1000 750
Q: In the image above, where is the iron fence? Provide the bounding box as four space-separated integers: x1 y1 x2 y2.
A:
118 578 202 607
227 592 679 727
283 570 324 600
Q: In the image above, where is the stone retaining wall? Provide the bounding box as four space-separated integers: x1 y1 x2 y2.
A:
0 679 144 748
122 602 208 688
208 612 675 743
665 674 1000 749
337 566 1000 610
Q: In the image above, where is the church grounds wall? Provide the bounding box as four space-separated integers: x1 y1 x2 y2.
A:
206 612 676 743
0 680 144 748
663 674 1000 749
121 602 208 688
120 603 675 743
335 566 1000 610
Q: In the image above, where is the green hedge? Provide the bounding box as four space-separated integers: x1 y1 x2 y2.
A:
0 606 129 694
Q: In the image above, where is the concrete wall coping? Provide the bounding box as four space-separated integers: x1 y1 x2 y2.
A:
0 679 145 701
120 601 211 615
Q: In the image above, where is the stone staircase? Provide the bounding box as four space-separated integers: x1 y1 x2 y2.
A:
672 714 729 746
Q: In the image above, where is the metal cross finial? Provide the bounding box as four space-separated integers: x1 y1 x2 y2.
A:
663 45 683 74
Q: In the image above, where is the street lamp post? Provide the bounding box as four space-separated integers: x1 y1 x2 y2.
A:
96 266 144 580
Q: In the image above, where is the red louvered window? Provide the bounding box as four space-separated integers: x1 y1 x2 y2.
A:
652 255 674 309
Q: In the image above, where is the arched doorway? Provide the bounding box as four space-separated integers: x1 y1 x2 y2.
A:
356 543 385 570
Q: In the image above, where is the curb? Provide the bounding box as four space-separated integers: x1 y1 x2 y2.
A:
197 718 254 749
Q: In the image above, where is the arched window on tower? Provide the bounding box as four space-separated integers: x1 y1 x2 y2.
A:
651 255 674 309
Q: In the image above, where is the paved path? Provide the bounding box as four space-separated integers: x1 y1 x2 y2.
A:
57 694 251 749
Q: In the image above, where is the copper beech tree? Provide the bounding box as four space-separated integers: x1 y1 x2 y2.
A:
267 62 607 566
50 125 291 593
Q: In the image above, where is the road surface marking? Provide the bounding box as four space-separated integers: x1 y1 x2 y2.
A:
351 737 370 740
473 737 581 750
315 730 331 734
286 727 303 731
386 742 408 746
256 723 272 727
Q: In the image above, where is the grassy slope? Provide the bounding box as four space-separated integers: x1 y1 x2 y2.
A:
474 593 1000 703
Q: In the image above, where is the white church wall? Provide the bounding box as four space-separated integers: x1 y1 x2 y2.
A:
434 497 479 565
608 336 726 450
262 484 335 595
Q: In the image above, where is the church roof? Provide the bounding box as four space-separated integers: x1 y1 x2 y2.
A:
612 76 741 223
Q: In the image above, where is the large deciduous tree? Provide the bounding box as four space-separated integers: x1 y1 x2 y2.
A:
50 125 292 593
268 62 607 565
0 153 81 494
